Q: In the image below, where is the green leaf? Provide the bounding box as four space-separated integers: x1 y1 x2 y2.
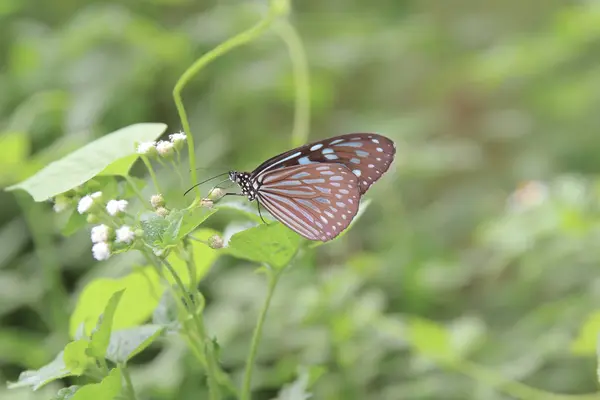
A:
140 212 170 245
273 367 321 400
406 316 457 362
69 230 219 337
162 210 184 246
61 209 88 237
52 386 80 400
105 325 165 363
215 201 266 223
71 367 122 400
97 154 141 177
571 311 600 355
309 199 372 248
5 122 166 201
152 291 180 328
69 269 161 338
88 290 125 359
176 207 218 241
7 351 72 390
63 340 92 375
227 222 300 269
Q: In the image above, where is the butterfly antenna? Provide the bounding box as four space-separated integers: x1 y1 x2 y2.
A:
184 172 229 196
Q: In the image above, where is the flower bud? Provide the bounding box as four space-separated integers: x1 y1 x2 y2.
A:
156 207 169 217
208 234 224 249
200 198 214 208
208 188 225 200
53 195 70 213
150 194 165 209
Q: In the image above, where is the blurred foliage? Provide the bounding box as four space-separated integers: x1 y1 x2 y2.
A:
3 0 600 399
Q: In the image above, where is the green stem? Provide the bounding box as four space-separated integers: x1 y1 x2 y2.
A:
241 268 282 400
274 19 311 147
172 2 284 200
183 240 197 290
123 175 150 208
170 159 185 188
98 357 110 376
121 365 138 400
160 257 224 400
141 156 162 194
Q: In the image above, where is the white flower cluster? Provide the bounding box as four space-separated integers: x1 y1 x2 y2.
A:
90 224 135 261
77 192 136 261
136 131 187 157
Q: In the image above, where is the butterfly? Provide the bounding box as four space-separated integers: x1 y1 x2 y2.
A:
217 133 396 242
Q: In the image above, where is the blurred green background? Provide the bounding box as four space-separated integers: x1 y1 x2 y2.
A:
3 0 600 399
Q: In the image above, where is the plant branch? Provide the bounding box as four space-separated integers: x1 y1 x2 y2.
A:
274 19 311 148
172 1 285 201
140 156 162 194
241 267 282 400
121 364 138 400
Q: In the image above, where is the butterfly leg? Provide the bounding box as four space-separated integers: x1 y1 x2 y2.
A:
257 201 269 225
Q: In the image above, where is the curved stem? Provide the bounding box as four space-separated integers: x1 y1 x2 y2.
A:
274 19 311 148
123 175 151 209
141 156 162 194
241 268 281 400
121 365 138 400
172 4 283 200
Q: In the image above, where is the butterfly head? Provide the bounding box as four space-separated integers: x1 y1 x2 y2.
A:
229 171 257 201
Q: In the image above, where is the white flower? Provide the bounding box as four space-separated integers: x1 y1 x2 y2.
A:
92 242 111 261
77 192 101 214
106 199 128 216
169 132 187 143
115 225 135 244
156 140 174 157
169 132 187 150
77 196 93 214
150 194 164 209
91 224 110 243
137 141 156 155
